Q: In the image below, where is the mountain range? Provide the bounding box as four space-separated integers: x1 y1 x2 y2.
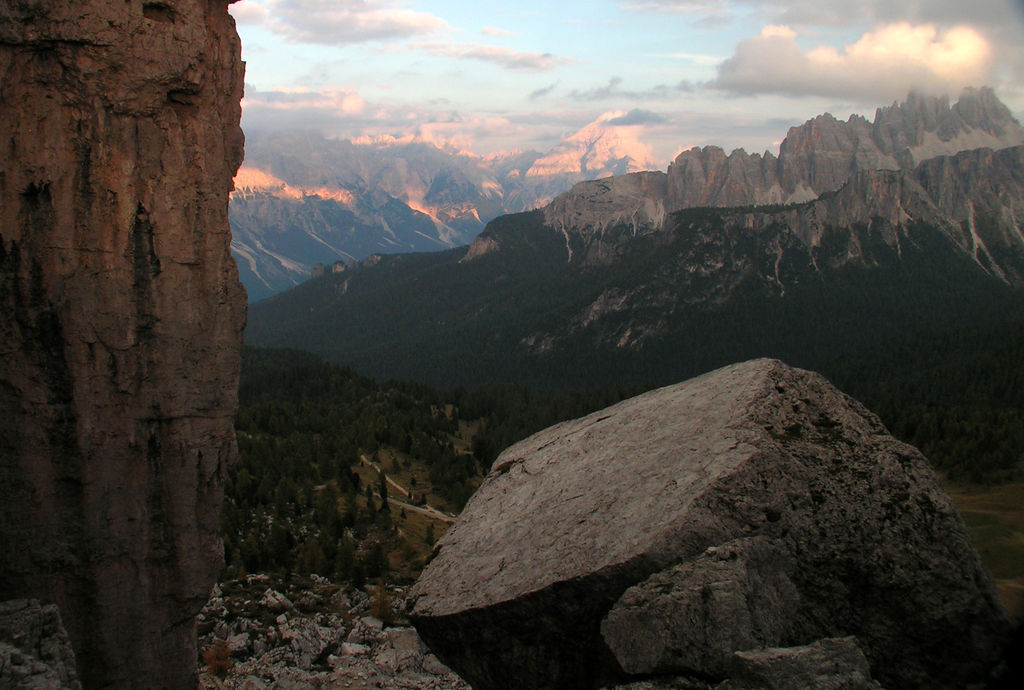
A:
246 88 1024 390
232 112 654 300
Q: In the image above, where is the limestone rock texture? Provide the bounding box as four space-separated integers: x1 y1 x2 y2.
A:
408 359 1009 690
666 87 1024 211
541 172 668 265
0 1 245 687
0 599 81 689
720 637 880 690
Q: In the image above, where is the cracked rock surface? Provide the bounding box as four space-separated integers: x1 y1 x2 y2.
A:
408 359 1009 690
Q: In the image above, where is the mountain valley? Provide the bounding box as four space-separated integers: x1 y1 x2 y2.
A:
232 114 655 300
211 88 1024 686
246 89 1024 393
6 2 1024 687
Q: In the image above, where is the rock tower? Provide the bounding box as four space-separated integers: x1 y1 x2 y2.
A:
0 1 246 686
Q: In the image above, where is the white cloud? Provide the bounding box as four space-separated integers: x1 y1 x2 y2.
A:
240 86 371 134
229 1 270 26
413 41 570 71
568 76 688 102
266 0 449 45
620 1 727 15
481 26 515 37
622 0 1022 32
714 22 995 100
244 85 367 115
619 0 732 25
652 51 724 66
239 84 533 156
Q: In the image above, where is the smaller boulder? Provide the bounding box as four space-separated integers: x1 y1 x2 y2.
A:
227 633 251 656
261 589 295 614
722 637 881 690
602 537 799 677
279 617 339 670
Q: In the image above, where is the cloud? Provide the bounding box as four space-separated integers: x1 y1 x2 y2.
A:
713 22 995 101
240 84 534 156
244 85 368 115
481 26 515 37
240 84 371 133
571 76 625 101
413 41 569 71
568 76 685 102
229 1 270 26
237 83 816 166
620 1 727 15
653 51 724 66
622 1 1021 31
265 0 449 45
605 109 667 126
529 82 560 100
619 0 732 24
765 1 1017 29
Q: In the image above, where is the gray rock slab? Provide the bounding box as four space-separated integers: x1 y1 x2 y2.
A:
408 359 1009 690
602 536 800 677
721 637 882 690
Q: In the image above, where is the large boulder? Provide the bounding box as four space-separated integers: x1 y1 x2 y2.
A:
408 359 1009 689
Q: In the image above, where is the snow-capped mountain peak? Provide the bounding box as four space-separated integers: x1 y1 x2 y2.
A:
526 111 658 178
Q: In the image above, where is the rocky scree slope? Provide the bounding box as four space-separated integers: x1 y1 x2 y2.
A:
0 599 81 689
408 359 1010 690
0 1 245 687
196 577 468 689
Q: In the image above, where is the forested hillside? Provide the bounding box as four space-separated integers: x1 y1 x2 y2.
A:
222 347 640 584
824 319 1024 483
247 202 1024 394
226 329 1024 588
225 348 471 585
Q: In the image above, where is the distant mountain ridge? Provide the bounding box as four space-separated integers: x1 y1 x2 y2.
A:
231 115 653 300
246 88 1024 390
521 145 1024 357
523 87 1024 267
675 85 1024 207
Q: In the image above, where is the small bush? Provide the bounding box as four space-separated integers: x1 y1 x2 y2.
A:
202 638 232 678
371 579 394 625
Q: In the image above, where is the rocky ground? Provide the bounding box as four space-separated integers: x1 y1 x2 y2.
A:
197 575 468 690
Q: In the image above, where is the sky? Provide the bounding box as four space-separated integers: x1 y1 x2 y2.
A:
229 0 1024 168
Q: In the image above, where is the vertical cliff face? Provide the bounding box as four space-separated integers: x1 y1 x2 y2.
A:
0 1 245 687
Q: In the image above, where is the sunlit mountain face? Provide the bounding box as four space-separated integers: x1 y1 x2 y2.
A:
230 115 656 301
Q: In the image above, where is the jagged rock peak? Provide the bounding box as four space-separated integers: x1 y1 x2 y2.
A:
0 1 245 687
529 88 1023 273
409 359 1009 690
540 172 668 264
875 86 1018 139
669 86 1024 210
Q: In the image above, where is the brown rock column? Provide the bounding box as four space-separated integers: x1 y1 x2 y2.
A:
0 1 245 687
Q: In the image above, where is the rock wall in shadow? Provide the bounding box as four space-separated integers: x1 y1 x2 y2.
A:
0 1 246 686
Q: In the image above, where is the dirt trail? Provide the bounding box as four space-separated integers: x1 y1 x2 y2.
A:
360 454 456 524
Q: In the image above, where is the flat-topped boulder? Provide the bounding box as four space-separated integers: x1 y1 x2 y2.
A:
408 359 1009 689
